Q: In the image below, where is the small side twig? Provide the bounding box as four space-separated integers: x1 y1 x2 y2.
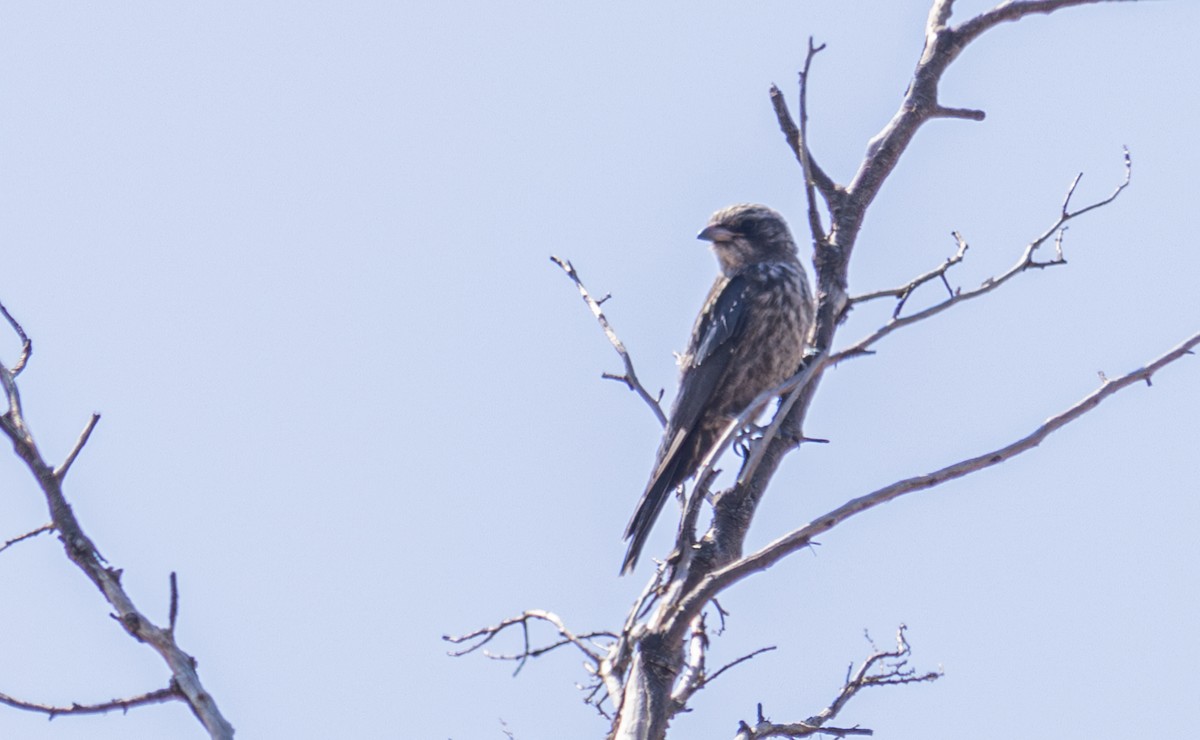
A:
704 646 776 690
168 572 180 633
0 300 31 376
834 150 1132 364
444 609 614 674
769 46 844 218
54 413 101 482
797 37 830 245
671 610 776 708
550 256 667 426
735 626 938 739
0 685 181 719
0 524 55 555
1061 146 1131 219
804 626 940 731
849 231 969 314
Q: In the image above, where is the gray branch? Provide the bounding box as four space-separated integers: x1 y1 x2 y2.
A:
674 330 1200 618
551 256 667 427
0 309 235 740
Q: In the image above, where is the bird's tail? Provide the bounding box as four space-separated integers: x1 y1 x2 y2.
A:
621 420 726 575
620 454 685 575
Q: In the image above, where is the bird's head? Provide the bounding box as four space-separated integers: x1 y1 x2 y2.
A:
698 204 798 275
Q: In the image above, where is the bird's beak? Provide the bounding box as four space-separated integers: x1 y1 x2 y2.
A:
697 225 735 242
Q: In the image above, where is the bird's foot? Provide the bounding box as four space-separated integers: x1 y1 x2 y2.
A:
733 422 769 458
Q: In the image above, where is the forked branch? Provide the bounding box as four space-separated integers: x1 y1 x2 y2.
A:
736 626 939 739
835 149 1131 363
671 329 1200 629
551 256 667 426
0 308 235 740
445 609 622 712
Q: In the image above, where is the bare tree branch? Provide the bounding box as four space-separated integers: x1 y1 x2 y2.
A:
833 149 1131 363
955 0 1140 50
736 626 939 739
768 85 844 215
848 231 968 310
0 299 31 377
54 413 100 482
551 256 667 427
674 329 1200 621
668 612 779 709
0 685 181 719
676 641 776 709
842 1 1138 249
0 308 236 740
445 609 615 671
169 571 180 634
0 524 54 555
797 37 829 245
447 608 625 713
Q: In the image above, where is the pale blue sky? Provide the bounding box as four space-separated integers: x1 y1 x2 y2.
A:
0 2 1196 739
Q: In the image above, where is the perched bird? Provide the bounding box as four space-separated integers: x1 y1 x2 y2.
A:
621 204 814 574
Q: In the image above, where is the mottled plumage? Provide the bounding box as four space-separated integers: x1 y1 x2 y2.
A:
621 204 814 574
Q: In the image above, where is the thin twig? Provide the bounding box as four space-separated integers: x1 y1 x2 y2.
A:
482 630 617 664
736 626 938 739
55 413 101 482
169 572 180 633
1063 146 1132 219
0 300 31 376
0 523 54 555
444 609 612 674
0 685 180 719
849 231 969 310
550 256 667 426
806 626 940 729
698 646 776 692
769 83 842 213
798 37 829 245
833 150 1131 364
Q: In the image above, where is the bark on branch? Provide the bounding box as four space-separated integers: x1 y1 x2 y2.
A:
0 308 235 739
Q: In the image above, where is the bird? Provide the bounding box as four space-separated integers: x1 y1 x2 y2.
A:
621 204 815 575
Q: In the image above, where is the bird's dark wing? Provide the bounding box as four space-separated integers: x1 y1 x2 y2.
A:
621 274 752 574
671 274 752 439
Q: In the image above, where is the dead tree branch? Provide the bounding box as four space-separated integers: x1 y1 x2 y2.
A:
770 76 843 216
836 148 1131 362
445 609 621 708
797 38 830 244
0 299 31 376
672 329 1200 621
848 231 968 311
736 626 939 739
551 256 667 427
54 413 100 482
0 685 181 720
0 524 54 555
0 308 235 740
